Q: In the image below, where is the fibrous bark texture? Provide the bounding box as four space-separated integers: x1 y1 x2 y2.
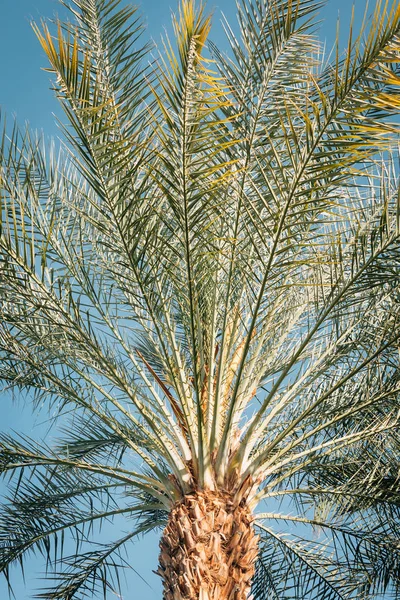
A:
157 490 258 600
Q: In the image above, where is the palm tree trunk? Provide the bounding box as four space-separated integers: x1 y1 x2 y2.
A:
157 490 258 600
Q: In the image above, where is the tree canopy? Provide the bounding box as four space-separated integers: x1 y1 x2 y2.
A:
1 0 400 598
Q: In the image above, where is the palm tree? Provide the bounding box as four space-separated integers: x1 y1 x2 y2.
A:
1 0 400 597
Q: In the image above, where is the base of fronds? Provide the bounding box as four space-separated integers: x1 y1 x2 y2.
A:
157 489 258 600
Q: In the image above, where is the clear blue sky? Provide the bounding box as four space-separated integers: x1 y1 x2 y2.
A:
0 0 364 598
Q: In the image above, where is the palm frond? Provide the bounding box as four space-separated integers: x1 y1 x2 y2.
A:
254 510 400 599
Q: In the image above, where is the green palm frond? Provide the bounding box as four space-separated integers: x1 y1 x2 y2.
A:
0 432 167 596
254 508 400 599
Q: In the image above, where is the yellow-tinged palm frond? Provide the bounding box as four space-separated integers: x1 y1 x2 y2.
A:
173 0 212 62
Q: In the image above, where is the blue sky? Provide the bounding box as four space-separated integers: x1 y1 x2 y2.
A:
0 0 365 598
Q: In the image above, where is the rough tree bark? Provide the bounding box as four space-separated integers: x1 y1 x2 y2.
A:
157 489 259 600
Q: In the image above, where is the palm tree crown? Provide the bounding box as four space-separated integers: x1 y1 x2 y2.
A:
1 0 400 597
